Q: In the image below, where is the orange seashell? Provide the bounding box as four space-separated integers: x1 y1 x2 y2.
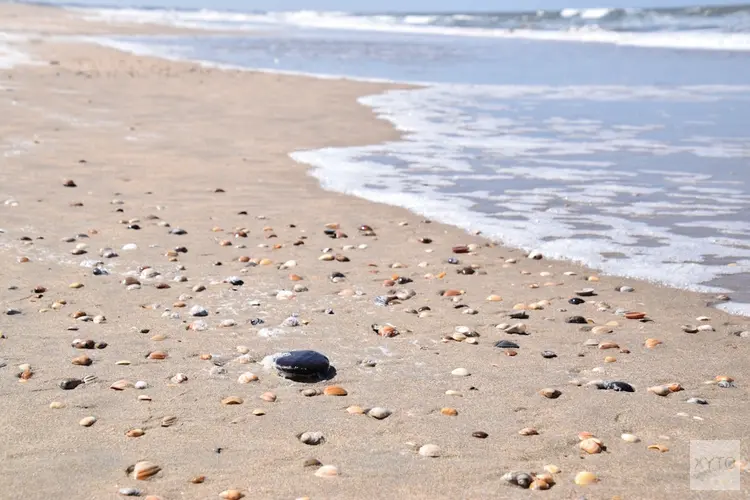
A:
383 280 395 287
486 294 503 302
625 312 646 320
148 351 167 360
644 338 662 348
579 438 603 454
260 392 277 402
126 429 145 438
325 223 340 229
505 349 518 357
436 272 446 279
190 475 206 484
442 289 462 296
668 383 683 392
604 356 616 363
219 490 245 500
19 369 33 380
378 325 398 337
259 258 273 266
391 274 400 280
529 479 550 490
598 341 619 350
323 385 348 396
716 375 734 383
289 274 303 281
648 444 669 453
273 244 283 249
132 461 161 480
199 353 212 360
440 407 458 416
238 256 250 262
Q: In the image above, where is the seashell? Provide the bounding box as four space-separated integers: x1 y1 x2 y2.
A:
505 323 527 335
418 444 441 457
260 392 277 402
502 471 533 488
252 409 265 416
486 294 502 302
302 389 321 397
367 407 392 420
451 367 470 376
592 326 613 335
648 444 669 453
72 354 92 366
544 464 560 474
219 489 245 499
237 372 259 384
668 383 683 392
298 431 325 445
579 438 603 454
131 461 161 480
697 324 714 332
315 465 339 477
440 407 458 416
518 427 538 436
69 282 84 289
49 401 65 409
529 479 550 490
625 312 646 320
716 375 734 383
621 433 640 443
190 475 206 484
574 471 598 486
79 416 97 427
160 416 177 427
442 289 463 297
598 341 619 350
110 380 132 391
472 431 488 439
323 385 347 396
644 338 663 348
170 373 188 384
222 396 244 405
505 349 518 357
648 385 671 396
126 429 145 438
604 356 617 363
148 351 168 360
539 388 561 399
134 381 147 389
347 406 365 415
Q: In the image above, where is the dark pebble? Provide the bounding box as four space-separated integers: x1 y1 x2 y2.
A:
508 311 528 319
457 267 475 275
495 340 520 349
566 316 588 324
59 378 83 390
447 258 459 265
472 431 489 439
273 350 331 382
602 381 635 392
541 350 557 359
568 298 585 305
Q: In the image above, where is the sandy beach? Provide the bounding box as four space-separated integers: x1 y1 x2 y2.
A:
1 3 750 499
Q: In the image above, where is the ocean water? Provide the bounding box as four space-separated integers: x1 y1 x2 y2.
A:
12 2 750 313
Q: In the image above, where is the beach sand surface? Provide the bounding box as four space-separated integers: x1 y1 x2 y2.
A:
1 4 750 499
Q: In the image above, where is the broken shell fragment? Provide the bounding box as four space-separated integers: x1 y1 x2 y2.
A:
574 471 598 486
132 461 162 480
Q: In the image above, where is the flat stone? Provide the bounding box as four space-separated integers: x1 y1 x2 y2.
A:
272 350 330 381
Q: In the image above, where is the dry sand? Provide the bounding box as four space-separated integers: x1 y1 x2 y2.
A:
1 4 750 499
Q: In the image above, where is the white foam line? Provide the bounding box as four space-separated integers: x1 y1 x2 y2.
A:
73 7 750 52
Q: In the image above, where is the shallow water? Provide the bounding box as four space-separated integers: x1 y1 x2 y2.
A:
28 3 750 312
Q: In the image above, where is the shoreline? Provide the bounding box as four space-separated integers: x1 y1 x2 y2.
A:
2 3 750 499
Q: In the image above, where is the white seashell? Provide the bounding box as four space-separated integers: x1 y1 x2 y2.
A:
418 444 441 457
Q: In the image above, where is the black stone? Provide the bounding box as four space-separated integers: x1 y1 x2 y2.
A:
273 350 331 381
227 277 244 286
59 378 83 390
508 311 528 319
169 228 187 235
457 267 475 275
395 277 412 285
250 318 265 326
447 258 459 265
541 350 557 359
600 381 635 392
568 298 585 305
566 316 587 324
494 340 520 349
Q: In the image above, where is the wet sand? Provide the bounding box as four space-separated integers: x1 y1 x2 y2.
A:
1 4 750 499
